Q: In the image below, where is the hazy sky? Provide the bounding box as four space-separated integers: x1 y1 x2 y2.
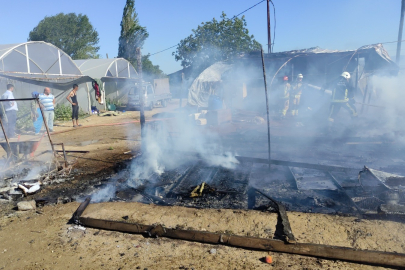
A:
0 0 402 74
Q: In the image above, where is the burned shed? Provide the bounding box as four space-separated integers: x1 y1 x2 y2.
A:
188 44 398 115
0 41 93 112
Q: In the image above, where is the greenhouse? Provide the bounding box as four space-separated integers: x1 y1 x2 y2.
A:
73 58 138 111
0 41 93 112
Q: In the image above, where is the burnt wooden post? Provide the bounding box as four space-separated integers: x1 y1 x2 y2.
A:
0 115 11 159
260 48 271 166
36 99 56 157
136 48 145 137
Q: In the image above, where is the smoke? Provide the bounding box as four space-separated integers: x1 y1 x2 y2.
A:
127 112 239 187
90 183 116 203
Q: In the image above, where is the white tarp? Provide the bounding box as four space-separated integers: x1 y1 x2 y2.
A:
188 62 233 107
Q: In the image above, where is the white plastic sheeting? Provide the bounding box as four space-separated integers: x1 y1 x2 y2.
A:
0 41 92 112
74 58 138 111
188 62 233 107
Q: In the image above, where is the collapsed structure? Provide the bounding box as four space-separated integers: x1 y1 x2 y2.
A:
188 44 398 114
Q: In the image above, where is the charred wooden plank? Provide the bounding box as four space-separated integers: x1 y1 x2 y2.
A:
72 197 91 224
255 189 296 244
235 156 354 172
78 216 405 268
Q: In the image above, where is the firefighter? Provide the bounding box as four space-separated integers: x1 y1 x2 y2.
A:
289 74 304 116
327 72 357 124
278 76 291 119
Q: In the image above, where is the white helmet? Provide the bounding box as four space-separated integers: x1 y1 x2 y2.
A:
341 72 350 79
297 74 303 79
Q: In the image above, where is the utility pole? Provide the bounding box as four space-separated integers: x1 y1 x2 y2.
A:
136 48 145 137
267 0 272 53
396 0 405 64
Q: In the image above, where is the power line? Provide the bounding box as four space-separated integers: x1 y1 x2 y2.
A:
148 0 266 57
149 45 177 56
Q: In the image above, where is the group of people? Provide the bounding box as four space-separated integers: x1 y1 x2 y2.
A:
276 71 358 126
1 83 82 138
277 73 304 119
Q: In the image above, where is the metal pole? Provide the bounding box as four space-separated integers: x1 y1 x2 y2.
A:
267 0 272 53
260 48 271 165
361 77 368 114
61 143 68 168
136 48 145 137
180 72 184 108
355 52 359 95
36 99 55 155
0 116 11 159
396 0 405 64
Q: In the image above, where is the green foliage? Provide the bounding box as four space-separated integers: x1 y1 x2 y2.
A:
118 0 149 63
173 12 261 70
106 98 122 107
54 104 72 121
28 13 100 59
16 103 33 131
54 104 86 121
142 54 165 83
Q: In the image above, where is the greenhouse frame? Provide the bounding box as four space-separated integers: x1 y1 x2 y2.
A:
0 41 93 113
74 58 138 111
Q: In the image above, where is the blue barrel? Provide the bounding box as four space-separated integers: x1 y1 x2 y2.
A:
208 95 223 110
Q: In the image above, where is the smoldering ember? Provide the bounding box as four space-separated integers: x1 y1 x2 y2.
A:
2 2 405 270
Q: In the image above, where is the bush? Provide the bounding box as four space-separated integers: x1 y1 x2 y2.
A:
54 104 72 121
55 104 88 121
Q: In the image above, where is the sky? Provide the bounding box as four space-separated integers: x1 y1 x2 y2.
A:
0 0 402 74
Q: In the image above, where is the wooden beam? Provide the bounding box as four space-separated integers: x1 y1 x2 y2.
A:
78 216 405 268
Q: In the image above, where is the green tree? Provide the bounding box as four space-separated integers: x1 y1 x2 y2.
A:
28 13 100 59
142 54 165 82
118 0 149 63
173 12 261 70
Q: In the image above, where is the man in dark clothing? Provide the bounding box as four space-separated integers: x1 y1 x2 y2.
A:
327 72 357 123
66 84 81 127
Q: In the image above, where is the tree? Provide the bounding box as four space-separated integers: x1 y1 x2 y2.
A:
173 12 261 70
118 0 149 63
28 13 100 59
142 54 165 82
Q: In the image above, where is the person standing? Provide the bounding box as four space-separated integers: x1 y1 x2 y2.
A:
66 84 81 127
31 91 43 135
327 72 357 124
39 87 55 132
289 74 304 117
1 84 18 137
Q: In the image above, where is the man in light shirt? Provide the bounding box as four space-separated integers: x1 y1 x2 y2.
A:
1 84 18 138
39 87 55 132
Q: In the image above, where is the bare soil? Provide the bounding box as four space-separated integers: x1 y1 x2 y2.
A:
0 202 404 270
1 100 405 269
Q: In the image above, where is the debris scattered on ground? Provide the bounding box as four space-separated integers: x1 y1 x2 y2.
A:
264 255 273 264
17 200 36 211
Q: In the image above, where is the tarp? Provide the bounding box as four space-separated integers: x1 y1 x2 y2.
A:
188 62 233 107
0 72 93 91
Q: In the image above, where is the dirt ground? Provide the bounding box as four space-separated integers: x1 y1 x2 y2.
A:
0 202 404 270
1 99 405 269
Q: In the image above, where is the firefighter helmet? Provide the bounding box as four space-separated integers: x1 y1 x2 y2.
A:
341 72 350 79
283 76 288 81
297 74 303 79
